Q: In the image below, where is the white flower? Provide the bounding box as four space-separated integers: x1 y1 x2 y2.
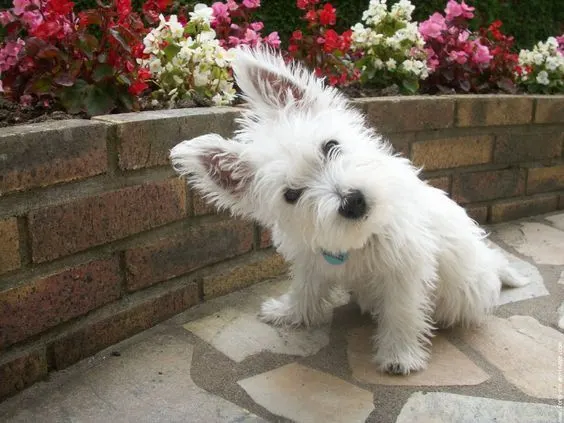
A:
189 3 213 24
386 58 397 70
373 58 384 69
532 52 545 65
211 93 223 106
536 70 550 85
545 56 559 71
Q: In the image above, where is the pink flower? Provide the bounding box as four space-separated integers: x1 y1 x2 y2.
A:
243 28 260 45
230 23 240 31
557 34 564 54
12 0 40 16
0 11 14 26
21 10 43 31
426 52 440 71
457 30 469 42
419 13 446 39
264 31 280 48
211 2 230 22
249 21 264 31
445 0 474 21
472 42 492 64
242 0 260 8
449 50 467 64
227 36 240 46
0 38 25 72
20 94 33 106
226 0 238 11
0 79 3 93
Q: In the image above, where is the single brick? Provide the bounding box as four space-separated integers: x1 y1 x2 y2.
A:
94 108 240 170
192 190 217 216
0 217 20 275
28 179 186 263
0 258 121 349
0 120 108 195
490 196 559 223
49 283 198 370
424 176 451 194
464 205 488 224
534 96 564 123
412 135 493 170
494 132 562 164
125 219 254 291
381 132 414 156
526 164 564 194
456 95 533 127
204 252 287 299
356 97 455 133
452 169 526 204
259 227 273 248
0 349 48 400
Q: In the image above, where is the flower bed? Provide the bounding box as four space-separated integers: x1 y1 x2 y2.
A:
0 94 563 399
0 0 562 124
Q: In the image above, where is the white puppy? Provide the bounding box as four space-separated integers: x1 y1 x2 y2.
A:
170 47 527 375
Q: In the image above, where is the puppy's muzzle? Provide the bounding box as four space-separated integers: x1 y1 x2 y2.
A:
338 190 367 220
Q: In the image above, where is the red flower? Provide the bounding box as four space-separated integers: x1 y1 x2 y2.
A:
288 43 299 53
297 0 309 9
32 19 61 39
323 29 340 52
305 10 317 22
291 30 303 41
318 3 336 26
117 0 132 20
49 0 74 15
129 79 148 96
138 67 151 80
157 0 172 10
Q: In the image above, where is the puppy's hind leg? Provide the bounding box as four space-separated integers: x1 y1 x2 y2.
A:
260 258 334 327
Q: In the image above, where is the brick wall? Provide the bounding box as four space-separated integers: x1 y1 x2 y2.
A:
1 95 563 398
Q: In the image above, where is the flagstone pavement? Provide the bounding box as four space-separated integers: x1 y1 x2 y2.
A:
1 212 563 423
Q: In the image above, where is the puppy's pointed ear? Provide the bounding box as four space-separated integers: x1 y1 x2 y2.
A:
232 46 312 112
170 134 254 215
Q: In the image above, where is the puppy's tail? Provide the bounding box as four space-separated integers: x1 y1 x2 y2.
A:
499 264 529 288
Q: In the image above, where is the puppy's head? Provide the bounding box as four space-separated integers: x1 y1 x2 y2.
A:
171 47 416 255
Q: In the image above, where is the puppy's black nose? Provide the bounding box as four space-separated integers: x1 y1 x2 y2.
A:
339 190 367 220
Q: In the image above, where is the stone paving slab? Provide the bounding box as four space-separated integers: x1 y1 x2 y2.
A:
0 212 563 423
238 363 375 423
396 392 560 423
0 331 265 423
347 327 490 386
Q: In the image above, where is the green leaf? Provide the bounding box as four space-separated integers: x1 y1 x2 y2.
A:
54 73 77 87
92 64 114 82
29 76 54 94
109 28 131 53
163 44 181 61
401 79 419 94
37 45 61 60
78 33 99 59
117 89 134 111
59 80 88 114
84 85 116 116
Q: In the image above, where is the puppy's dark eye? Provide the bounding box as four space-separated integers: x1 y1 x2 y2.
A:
284 188 304 204
322 140 340 158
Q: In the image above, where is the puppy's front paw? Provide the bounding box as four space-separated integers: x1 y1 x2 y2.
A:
374 347 429 376
259 295 301 327
259 294 330 327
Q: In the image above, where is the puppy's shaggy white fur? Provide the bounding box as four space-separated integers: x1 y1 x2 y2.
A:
170 47 528 375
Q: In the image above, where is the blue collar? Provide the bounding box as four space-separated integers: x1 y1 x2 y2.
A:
322 250 349 265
